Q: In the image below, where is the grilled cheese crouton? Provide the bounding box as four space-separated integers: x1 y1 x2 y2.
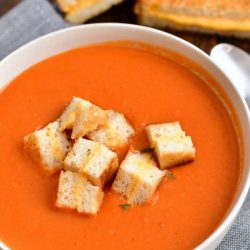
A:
155 136 195 168
24 121 71 174
146 122 185 147
87 110 135 151
59 97 107 139
56 170 104 215
64 138 119 187
60 97 84 131
72 104 107 139
57 0 124 24
146 122 195 169
112 150 165 205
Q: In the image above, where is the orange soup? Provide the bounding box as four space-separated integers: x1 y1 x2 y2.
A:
0 42 241 250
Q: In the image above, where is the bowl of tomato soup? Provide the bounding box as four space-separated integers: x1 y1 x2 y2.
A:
0 24 249 250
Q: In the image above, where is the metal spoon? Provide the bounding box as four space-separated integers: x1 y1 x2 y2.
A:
210 43 250 108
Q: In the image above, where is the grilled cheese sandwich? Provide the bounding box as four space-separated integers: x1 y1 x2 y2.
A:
135 0 250 38
57 0 124 24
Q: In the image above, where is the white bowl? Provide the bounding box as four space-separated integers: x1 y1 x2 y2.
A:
0 23 249 250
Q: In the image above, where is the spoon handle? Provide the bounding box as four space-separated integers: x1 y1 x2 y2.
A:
210 43 250 108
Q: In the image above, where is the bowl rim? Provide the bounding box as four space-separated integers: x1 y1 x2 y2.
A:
0 23 250 250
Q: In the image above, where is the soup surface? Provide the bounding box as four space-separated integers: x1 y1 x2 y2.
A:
0 42 241 250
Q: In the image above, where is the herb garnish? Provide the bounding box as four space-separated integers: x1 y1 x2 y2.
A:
87 148 91 155
166 170 176 179
119 204 131 211
140 147 154 153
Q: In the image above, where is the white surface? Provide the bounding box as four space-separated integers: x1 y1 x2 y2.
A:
0 24 250 250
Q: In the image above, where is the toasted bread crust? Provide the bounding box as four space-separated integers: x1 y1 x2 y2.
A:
24 134 42 165
136 0 250 17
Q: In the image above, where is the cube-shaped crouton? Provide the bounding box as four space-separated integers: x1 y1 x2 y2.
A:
24 121 71 174
59 97 107 139
155 136 195 168
112 150 165 205
64 138 119 187
146 122 195 169
87 110 135 151
72 104 107 139
59 97 84 131
56 170 104 215
146 122 185 147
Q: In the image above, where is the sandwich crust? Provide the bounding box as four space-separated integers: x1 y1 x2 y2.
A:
135 0 250 38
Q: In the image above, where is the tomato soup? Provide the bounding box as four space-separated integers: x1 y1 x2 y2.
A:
0 42 241 250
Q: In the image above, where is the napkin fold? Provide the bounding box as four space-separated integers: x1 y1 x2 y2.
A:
0 0 249 249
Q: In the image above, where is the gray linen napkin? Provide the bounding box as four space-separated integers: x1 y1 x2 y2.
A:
0 0 69 59
0 0 249 249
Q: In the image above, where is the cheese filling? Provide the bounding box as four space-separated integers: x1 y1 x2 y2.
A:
145 6 250 31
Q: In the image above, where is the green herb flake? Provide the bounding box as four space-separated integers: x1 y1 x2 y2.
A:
166 170 176 179
119 204 131 211
140 147 154 153
87 149 91 155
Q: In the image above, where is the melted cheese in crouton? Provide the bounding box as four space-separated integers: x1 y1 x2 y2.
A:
56 170 104 215
24 121 71 174
59 97 107 139
60 97 88 130
87 110 135 151
64 138 118 187
112 150 165 205
72 104 107 139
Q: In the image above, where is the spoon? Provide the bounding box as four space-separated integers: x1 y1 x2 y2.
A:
210 43 250 108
